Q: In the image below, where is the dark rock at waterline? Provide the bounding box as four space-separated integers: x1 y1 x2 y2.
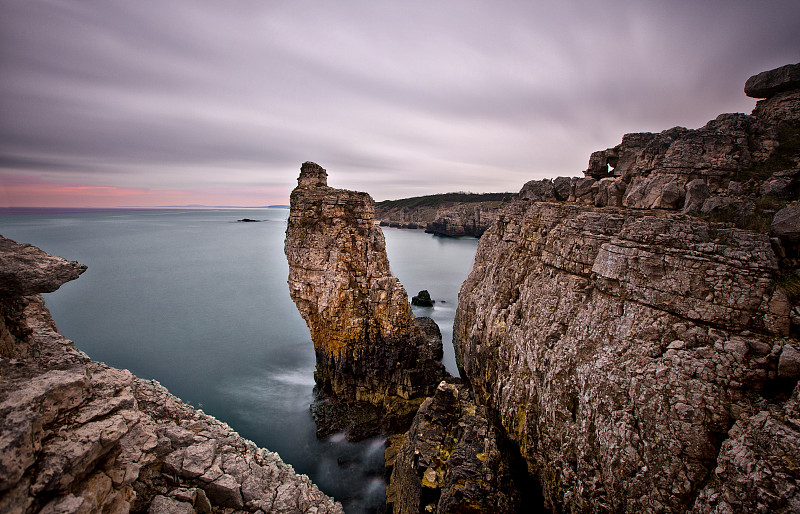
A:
237 218 262 222
285 162 447 441
411 290 434 307
387 381 531 513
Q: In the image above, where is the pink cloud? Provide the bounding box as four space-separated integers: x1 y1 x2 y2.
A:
0 174 288 208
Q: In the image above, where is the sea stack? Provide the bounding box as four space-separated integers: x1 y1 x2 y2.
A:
285 162 446 436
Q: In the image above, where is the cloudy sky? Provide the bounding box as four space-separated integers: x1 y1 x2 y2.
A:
1 1 799 207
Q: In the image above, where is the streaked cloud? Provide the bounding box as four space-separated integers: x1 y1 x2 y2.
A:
1 0 798 206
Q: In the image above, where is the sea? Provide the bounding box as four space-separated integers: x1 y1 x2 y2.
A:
0 207 478 513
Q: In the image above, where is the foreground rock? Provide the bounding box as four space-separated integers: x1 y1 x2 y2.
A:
386 381 528 514
285 162 447 438
0 235 343 513
451 64 800 512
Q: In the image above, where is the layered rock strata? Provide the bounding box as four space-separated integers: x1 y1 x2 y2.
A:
451 64 800 512
377 199 508 237
285 162 447 436
0 235 343 513
423 203 502 237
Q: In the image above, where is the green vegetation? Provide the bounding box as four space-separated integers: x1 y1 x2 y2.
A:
777 272 800 305
739 122 800 185
376 192 514 210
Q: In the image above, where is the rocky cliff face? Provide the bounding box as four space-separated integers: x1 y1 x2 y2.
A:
424 203 502 237
452 63 800 512
376 198 509 237
285 162 447 436
0 235 343 514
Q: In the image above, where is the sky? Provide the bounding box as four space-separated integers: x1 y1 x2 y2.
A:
1 1 799 208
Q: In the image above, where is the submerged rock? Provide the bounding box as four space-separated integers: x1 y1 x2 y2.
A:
285 162 447 437
411 290 435 307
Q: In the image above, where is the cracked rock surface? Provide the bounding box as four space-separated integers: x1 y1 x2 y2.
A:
0 234 343 513
452 64 800 513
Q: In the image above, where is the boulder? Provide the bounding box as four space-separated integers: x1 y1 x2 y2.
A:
519 179 557 202
411 290 434 307
778 345 800 379
553 176 573 201
682 179 710 214
771 203 800 241
744 62 800 99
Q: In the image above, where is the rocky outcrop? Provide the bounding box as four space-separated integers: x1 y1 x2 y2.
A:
375 194 513 237
0 235 343 513
0 237 87 298
285 162 447 437
424 203 502 237
450 64 800 512
386 381 525 514
745 63 800 99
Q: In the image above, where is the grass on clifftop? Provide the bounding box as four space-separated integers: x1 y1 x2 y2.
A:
376 192 515 210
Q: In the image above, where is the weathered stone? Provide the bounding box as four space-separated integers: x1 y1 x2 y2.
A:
0 236 86 298
387 381 524 514
682 178 710 214
519 179 556 202
586 148 618 179
772 203 800 241
285 162 447 436
573 177 597 203
553 176 573 201
624 173 686 209
203 474 243 510
778 345 800 378
594 177 626 207
425 204 500 237
148 495 195 514
744 62 800 98
700 195 734 216
453 196 792 512
180 440 216 478
693 383 800 513
0 237 344 514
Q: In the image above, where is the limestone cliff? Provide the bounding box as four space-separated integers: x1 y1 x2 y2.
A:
0 235 343 513
452 63 800 512
375 193 513 236
285 162 447 435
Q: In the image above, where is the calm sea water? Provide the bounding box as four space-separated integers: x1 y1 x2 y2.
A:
0 208 477 513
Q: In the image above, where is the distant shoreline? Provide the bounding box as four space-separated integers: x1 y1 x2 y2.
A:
0 206 290 215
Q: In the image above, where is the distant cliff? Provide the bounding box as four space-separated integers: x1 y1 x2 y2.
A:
449 63 800 512
375 192 513 237
285 162 447 438
0 236 343 513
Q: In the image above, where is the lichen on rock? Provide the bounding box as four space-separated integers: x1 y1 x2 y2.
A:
448 63 800 513
285 162 447 438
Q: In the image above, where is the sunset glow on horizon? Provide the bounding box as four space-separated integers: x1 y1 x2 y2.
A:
1 173 289 208
1 2 798 209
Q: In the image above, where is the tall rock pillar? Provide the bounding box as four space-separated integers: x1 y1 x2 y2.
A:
285 162 446 437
